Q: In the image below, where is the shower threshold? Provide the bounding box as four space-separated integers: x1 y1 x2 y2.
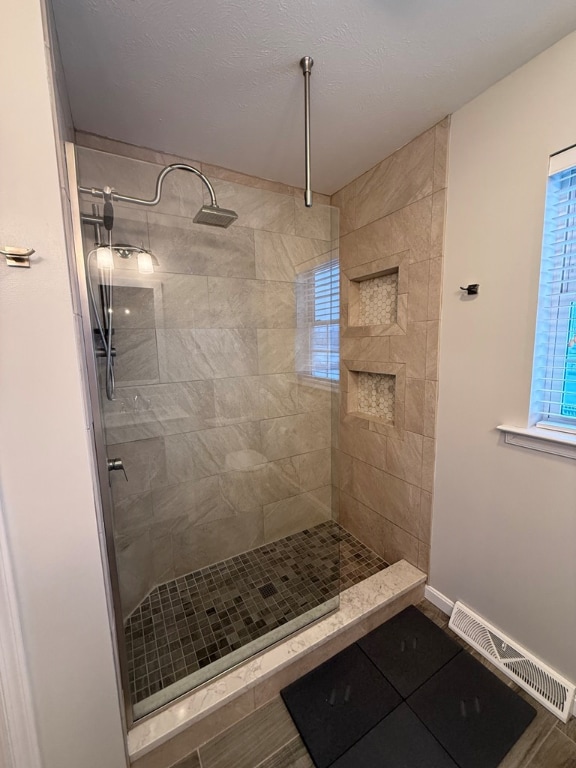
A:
126 521 388 718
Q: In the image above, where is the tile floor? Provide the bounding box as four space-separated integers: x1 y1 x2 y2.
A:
162 601 576 768
125 521 388 705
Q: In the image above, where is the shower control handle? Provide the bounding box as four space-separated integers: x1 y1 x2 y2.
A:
107 458 128 481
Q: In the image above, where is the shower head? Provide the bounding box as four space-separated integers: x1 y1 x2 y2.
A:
193 205 238 228
79 164 239 228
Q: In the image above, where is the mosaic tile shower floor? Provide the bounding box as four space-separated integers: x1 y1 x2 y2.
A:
125 521 388 706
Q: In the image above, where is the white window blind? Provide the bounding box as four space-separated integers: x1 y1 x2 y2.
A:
296 259 339 381
531 149 576 430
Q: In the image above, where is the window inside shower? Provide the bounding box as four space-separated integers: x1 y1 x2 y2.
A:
296 258 340 382
74 145 347 722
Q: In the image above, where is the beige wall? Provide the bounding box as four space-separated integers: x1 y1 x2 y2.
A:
76 137 338 616
433 31 576 682
330 121 448 571
0 0 127 766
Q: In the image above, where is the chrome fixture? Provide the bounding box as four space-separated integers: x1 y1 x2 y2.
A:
300 56 314 208
1 245 35 268
78 164 237 401
87 242 115 401
107 457 128 481
85 239 157 401
78 163 238 228
193 204 239 228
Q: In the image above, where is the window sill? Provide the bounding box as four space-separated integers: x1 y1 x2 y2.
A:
497 424 576 460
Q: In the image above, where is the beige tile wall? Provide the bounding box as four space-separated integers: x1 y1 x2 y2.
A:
330 118 449 571
76 140 338 617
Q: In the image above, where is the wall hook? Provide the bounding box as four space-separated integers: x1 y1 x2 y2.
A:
460 284 479 295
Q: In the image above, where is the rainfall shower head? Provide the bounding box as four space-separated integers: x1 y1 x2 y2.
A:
193 204 238 228
79 164 239 228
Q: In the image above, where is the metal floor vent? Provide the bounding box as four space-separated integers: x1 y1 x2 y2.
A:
449 601 575 722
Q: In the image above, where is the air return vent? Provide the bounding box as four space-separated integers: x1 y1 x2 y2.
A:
449 602 575 721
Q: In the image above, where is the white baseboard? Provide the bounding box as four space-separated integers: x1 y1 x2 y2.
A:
424 585 455 617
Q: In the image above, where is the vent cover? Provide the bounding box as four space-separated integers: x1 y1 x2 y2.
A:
449 601 575 722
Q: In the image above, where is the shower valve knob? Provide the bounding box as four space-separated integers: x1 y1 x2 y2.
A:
107 458 128 481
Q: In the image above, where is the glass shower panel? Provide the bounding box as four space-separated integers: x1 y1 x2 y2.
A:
76 145 340 719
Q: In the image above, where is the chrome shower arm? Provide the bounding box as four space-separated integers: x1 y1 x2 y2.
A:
78 163 218 208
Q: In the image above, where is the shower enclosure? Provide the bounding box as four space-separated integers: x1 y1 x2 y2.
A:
70 142 346 722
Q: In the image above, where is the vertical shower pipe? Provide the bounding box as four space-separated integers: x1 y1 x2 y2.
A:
300 56 314 207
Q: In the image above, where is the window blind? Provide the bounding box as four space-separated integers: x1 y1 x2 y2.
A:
296 258 339 381
532 153 576 429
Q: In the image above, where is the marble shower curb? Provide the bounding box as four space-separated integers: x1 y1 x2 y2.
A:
128 559 426 762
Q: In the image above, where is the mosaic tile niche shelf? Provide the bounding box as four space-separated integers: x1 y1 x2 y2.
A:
357 372 395 423
358 273 398 326
125 521 388 707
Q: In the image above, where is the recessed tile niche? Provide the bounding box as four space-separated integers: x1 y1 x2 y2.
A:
357 371 395 422
343 251 408 338
342 360 405 436
358 273 398 327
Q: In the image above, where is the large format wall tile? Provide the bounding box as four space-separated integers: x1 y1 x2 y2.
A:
112 492 154 536
114 329 160 386
214 374 301 423
110 437 167 502
354 128 435 229
164 422 263 485
104 380 215 444
263 487 332 541
79 142 340 614
157 328 259 382
211 179 296 234
112 286 156 329
294 200 333 240
257 329 296 373
261 410 331 461
207 277 295 329
343 456 421 537
173 509 264 575
116 528 154 617
152 475 235 525
254 230 331 281
331 119 447 573
147 212 256 278
154 273 210 329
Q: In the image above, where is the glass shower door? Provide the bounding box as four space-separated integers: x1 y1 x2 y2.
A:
75 143 340 720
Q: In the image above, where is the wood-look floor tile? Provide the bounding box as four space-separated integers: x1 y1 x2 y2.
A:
526 727 576 767
173 754 200 768
556 717 576 744
255 737 314 768
199 699 298 768
415 599 449 628
497 692 556 768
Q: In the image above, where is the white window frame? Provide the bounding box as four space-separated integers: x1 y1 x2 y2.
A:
296 258 340 384
499 145 576 459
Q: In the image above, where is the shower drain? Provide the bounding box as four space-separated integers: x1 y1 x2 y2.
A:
258 582 278 599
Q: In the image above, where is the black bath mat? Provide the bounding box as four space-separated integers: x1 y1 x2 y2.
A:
280 644 401 768
358 605 462 697
330 703 459 768
408 651 537 768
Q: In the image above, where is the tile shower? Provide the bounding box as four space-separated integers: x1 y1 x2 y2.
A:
333 119 448 572
76 140 357 716
74 116 446 722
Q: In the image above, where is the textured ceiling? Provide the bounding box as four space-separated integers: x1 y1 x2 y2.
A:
51 0 576 194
